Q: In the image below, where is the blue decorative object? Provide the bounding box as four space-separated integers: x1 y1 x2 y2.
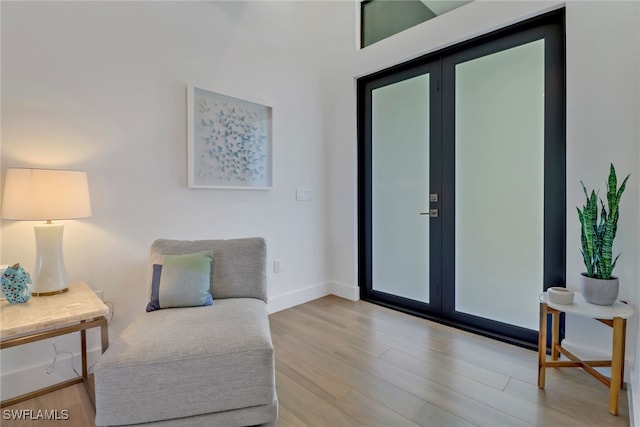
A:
1 263 32 304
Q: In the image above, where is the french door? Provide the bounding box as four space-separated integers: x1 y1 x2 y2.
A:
358 10 565 346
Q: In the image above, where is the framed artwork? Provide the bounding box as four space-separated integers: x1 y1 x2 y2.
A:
188 86 272 189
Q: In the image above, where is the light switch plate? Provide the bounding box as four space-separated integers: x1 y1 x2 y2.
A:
296 188 312 201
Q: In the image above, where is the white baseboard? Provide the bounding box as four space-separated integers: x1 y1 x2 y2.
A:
327 281 359 301
629 368 638 427
561 339 637 381
267 282 358 313
1 348 102 402
267 282 329 314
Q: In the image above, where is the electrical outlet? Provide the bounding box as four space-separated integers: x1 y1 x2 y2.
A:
95 290 104 301
273 260 281 274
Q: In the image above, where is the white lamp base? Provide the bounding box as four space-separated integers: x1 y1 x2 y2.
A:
33 223 69 296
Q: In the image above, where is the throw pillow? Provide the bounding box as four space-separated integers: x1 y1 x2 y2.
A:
146 250 213 312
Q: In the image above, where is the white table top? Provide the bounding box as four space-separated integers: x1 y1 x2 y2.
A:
1 282 109 339
539 291 634 320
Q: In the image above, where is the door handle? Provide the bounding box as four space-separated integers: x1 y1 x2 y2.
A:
419 209 439 217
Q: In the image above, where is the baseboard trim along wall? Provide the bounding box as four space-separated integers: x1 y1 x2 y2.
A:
629 369 638 427
267 283 329 314
267 281 359 314
1 348 103 402
327 281 360 301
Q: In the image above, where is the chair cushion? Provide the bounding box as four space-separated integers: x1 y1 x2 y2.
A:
94 298 275 426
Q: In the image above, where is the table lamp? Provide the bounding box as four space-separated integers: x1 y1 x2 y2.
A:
1 168 92 295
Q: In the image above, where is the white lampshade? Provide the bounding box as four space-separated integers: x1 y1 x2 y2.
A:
2 168 91 220
1 168 92 296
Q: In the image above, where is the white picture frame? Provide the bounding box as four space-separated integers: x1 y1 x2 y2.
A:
187 86 272 189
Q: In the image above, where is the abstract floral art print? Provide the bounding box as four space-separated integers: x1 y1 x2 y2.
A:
188 86 272 189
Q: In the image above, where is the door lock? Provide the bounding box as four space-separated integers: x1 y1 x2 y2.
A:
430 193 439 202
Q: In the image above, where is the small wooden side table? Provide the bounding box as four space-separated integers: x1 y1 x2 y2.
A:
538 291 634 415
1 282 109 408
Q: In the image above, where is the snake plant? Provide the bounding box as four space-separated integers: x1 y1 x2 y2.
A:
577 164 630 280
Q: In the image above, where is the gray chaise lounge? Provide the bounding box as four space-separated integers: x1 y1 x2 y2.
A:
94 238 277 426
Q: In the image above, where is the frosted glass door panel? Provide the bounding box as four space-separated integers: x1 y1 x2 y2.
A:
455 40 544 329
372 74 430 303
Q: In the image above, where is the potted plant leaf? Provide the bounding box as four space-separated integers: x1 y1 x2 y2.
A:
577 163 630 305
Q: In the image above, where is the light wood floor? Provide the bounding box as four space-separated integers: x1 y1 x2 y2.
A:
3 296 630 426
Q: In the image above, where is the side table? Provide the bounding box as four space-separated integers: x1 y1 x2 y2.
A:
1 282 109 408
538 291 634 415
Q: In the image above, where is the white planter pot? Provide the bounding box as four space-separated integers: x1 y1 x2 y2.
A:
580 274 619 306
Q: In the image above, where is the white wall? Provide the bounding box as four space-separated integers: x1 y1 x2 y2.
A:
325 0 569 297
633 2 640 422
2 0 639 417
0 0 335 399
323 0 640 412
564 0 639 383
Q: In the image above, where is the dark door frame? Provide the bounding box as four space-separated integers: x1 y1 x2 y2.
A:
357 9 566 349
358 59 442 318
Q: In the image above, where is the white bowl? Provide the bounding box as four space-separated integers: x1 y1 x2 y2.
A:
548 287 574 305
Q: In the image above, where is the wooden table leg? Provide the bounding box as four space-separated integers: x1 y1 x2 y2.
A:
551 309 560 361
538 302 547 388
609 317 625 415
620 318 626 390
